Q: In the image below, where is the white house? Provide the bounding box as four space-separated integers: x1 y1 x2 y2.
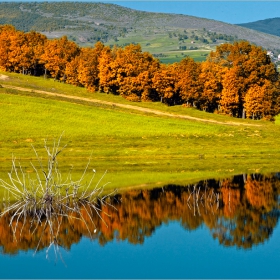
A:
267 50 274 57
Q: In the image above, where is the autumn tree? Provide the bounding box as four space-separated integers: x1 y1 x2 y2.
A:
65 42 105 89
4 30 25 73
22 31 47 75
219 67 244 117
0 26 47 75
208 41 279 119
78 42 104 91
64 55 81 86
41 35 80 81
244 80 279 120
0 25 20 71
98 44 160 101
98 45 118 94
199 60 225 112
152 64 178 105
115 44 158 101
10 31 47 75
175 57 202 107
0 25 278 120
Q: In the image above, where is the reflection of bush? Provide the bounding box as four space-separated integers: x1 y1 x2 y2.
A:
0 202 109 254
0 137 116 257
0 174 280 254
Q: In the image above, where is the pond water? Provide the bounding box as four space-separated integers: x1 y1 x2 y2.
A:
1 173 280 278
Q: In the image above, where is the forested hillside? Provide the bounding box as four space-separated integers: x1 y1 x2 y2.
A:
0 1 280 58
0 25 279 121
238 18 280 38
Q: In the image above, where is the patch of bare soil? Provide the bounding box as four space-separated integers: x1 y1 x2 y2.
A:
0 74 9 80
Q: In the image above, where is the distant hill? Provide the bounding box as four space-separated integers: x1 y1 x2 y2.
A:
1 1 280 60
238 18 280 38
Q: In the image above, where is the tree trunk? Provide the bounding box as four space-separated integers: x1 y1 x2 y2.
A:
242 108 246 119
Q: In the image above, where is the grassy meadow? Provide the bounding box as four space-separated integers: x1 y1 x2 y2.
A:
105 28 214 63
0 71 280 193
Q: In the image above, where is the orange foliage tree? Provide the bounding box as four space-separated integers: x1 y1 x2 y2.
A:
0 25 21 71
0 26 46 75
21 31 47 75
219 67 244 117
152 64 179 105
175 57 202 107
98 45 119 94
244 80 279 120
209 41 279 119
65 42 105 89
41 35 80 81
199 60 226 112
98 44 160 101
0 24 279 120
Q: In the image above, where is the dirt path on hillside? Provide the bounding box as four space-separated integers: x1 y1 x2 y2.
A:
0 83 261 127
0 74 9 80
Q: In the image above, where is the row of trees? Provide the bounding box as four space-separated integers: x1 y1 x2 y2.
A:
0 24 279 120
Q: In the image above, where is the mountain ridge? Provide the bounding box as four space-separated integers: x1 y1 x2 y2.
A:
0 2 280 54
237 17 280 38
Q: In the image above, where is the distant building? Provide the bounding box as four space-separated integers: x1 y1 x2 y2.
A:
267 50 274 57
278 54 280 61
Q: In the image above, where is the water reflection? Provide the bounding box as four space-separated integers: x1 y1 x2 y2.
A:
1 173 280 255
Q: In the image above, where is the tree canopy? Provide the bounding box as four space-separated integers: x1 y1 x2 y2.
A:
0 25 279 120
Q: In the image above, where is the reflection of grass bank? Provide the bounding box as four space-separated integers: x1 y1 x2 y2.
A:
0 72 280 190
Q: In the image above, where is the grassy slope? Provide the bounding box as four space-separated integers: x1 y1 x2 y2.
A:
0 71 280 191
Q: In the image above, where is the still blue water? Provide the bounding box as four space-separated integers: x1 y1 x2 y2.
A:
1 222 280 278
1 174 280 279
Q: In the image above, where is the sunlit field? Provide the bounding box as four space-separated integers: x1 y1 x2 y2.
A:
0 71 280 191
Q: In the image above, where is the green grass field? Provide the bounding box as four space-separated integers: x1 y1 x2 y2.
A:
0 71 280 192
105 27 214 63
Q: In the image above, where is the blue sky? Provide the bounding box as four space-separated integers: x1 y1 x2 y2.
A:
16 1 280 24
106 1 280 24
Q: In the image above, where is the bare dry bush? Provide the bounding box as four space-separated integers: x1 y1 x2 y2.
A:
0 135 117 262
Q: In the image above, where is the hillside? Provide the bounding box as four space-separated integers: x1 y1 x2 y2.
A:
0 2 280 63
238 18 280 38
1 71 280 189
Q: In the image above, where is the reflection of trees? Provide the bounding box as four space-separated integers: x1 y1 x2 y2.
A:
212 174 280 249
1 173 280 254
97 174 280 249
245 174 276 211
213 208 278 249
